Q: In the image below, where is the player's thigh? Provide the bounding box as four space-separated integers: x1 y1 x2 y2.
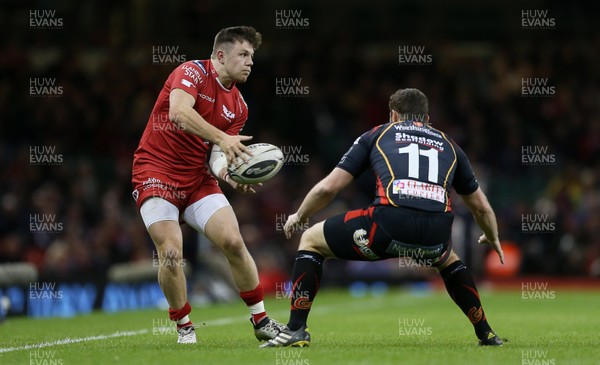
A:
197 203 246 255
321 207 386 261
299 221 335 258
140 197 183 252
182 193 231 232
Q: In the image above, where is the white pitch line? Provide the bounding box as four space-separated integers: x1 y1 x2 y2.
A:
0 329 148 354
0 293 422 354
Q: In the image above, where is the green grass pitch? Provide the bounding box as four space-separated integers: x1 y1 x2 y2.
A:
1 289 599 365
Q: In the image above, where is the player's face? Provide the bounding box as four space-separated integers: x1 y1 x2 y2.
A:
223 41 255 84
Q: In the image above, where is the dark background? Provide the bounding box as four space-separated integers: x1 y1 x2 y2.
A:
0 0 599 292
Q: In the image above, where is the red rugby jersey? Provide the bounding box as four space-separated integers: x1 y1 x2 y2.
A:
133 59 248 176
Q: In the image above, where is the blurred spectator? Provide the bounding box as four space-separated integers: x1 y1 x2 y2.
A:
0 0 598 284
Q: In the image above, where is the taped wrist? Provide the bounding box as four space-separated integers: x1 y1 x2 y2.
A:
209 144 227 177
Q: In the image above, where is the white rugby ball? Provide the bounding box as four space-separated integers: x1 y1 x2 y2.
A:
228 143 284 184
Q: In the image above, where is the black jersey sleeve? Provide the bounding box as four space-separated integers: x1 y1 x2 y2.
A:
336 127 379 177
451 140 479 195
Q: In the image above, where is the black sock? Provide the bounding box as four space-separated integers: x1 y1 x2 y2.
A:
287 250 324 331
439 260 492 339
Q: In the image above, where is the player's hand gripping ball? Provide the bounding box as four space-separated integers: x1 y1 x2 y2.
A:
227 143 284 184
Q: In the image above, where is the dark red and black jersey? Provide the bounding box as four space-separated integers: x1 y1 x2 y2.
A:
337 121 478 212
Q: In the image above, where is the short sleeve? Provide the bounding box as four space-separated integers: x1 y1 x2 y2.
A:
451 141 479 195
170 62 206 99
337 128 377 177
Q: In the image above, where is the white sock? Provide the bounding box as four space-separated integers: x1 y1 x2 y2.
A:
177 315 190 326
248 301 266 315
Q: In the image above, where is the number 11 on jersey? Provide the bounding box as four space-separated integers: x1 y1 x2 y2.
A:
397 143 439 183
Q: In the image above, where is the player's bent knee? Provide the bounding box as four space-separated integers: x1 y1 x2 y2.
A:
437 249 460 271
298 226 328 257
155 243 184 273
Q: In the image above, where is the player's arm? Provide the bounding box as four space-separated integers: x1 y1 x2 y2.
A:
283 168 354 239
284 129 374 239
169 88 251 162
459 188 504 264
451 138 504 264
296 167 353 220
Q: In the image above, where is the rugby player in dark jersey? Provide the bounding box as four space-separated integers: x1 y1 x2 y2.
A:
262 88 504 348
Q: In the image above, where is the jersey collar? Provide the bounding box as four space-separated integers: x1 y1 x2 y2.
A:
208 59 234 92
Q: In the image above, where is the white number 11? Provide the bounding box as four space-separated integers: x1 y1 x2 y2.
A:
397 143 439 183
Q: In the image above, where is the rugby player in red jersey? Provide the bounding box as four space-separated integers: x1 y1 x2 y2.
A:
263 88 505 348
132 26 283 344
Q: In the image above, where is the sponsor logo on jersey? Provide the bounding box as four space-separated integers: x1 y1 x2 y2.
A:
386 240 444 258
198 93 215 103
352 229 379 260
393 179 446 203
181 79 193 88
221 104 235 121
393 123 442 138
353 229 368 246
142 177 164 190
395 133 444 151
181 64 202 85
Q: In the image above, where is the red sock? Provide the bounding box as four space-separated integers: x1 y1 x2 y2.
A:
168 302 191 321
240 284 267 325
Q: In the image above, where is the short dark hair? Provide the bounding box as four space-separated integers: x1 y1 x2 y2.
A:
212 26 262 54
389 88 429 121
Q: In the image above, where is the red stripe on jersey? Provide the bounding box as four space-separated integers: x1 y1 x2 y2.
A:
375 176 389 205
367 222 378 248
368 125 383 136
367 206 375 217
344 208 366 223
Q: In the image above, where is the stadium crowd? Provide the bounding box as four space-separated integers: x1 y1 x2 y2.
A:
1 1 598 290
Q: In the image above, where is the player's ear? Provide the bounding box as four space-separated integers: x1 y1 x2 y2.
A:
216 49 226 64
425 114 430 124
390 110 399 122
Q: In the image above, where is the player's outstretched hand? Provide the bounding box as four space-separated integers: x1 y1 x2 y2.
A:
219 134 253 164
478 234 505 264
283 213 307 239
224 174 262 194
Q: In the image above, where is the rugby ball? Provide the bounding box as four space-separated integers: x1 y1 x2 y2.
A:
228 143 284 184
